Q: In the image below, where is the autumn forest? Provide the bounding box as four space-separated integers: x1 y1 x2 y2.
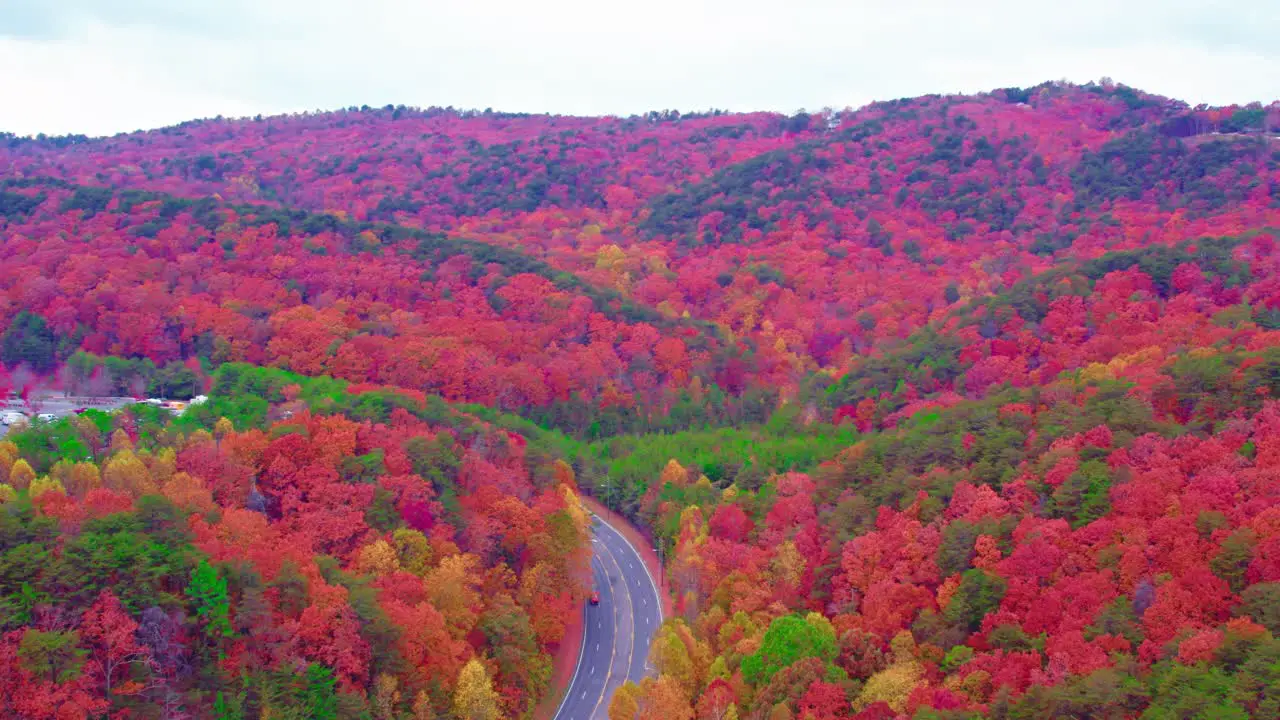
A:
2 80 1280 718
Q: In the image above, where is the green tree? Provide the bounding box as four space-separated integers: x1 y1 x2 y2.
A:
1236 583 1280 634
945 569 1007 632
1 311 58 372
1141 663 1248 719
1211 529 1257 594
994 667 1148 719
1049 460 1112 528
936 520 979 576
18 629 88 683
741 614 838 686
148 361 201 400
188 559 233 639
40 516 186 613
302 663 339 720
214 690 246 720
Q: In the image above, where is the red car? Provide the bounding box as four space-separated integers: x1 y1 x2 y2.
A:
589 590 600 605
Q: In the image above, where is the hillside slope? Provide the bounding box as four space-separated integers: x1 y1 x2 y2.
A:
4 82 1278 426
2 82 1280 718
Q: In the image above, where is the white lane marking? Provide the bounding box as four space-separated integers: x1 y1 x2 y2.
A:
641 598 646 606
598 520 664 628
580 691 587 700
590 524 640 719
597 621 601 628
595 643 599 651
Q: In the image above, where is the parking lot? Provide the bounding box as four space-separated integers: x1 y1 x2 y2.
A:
1 395 140 438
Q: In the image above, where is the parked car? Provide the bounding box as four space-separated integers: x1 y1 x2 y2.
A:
1 412 26 425
36 413 57 422
589 590 600 606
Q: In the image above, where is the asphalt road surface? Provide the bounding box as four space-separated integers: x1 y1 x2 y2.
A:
1 396 138 438
554 512 663 720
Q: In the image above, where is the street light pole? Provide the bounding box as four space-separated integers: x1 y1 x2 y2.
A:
656 542 663 589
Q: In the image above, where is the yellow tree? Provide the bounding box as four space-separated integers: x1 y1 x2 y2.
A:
214 417 234 449
52 461 101 498
357 539 401 577
560 483 588 535
103 450 155 495
148 447 177 484
556 484 592 593
553 459 576 487
769 541 806 590
371 673 401 720
29 476 66 499
651 625 696 697
452 658 501 720
0 440 19 482
427 553 481 639
636 674 693 720
766 703 793 720
595 244 628 273
650 619 711 699
8 459 36 492
162 472 215 513
109 429 134 454
609 681 640 720
659 459 690 489
517 561 570 645
671 507 708 616
186 428 215 449
392 528 435 576
855 631 924 712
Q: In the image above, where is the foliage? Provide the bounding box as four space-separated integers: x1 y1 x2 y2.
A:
2 81 1280 718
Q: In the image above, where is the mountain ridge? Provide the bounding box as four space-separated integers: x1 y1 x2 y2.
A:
2 80 1280 718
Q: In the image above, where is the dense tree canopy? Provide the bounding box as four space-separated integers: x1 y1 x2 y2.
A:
2 80 1280 718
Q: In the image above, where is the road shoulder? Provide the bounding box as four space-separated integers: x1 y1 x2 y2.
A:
579 496 675 623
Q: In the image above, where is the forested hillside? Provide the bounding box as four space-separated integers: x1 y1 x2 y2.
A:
2 80 1280 718
1 365 589 718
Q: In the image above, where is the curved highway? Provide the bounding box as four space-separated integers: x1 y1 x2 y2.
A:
554 512 663 719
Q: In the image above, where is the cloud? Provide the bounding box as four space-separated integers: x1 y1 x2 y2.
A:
1 0 1277 137
0 21 258 136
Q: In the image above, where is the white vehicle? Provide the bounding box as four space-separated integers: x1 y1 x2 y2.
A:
36 413 57 422
1 412 26 425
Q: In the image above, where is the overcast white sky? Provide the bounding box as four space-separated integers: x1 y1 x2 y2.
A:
1 1 1278 137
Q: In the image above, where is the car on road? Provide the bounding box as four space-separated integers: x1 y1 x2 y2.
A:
2 412 26 425
73 407 88 414
589 590 600 605
36 413 57 422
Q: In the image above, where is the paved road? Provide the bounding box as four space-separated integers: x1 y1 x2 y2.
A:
554 513 663 720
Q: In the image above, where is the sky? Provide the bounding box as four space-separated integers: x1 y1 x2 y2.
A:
1 0 1278 137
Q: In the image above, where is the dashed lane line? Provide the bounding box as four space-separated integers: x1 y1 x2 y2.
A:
589 529 635 719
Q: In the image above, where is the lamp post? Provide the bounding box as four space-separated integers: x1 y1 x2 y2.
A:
656 542 663 589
